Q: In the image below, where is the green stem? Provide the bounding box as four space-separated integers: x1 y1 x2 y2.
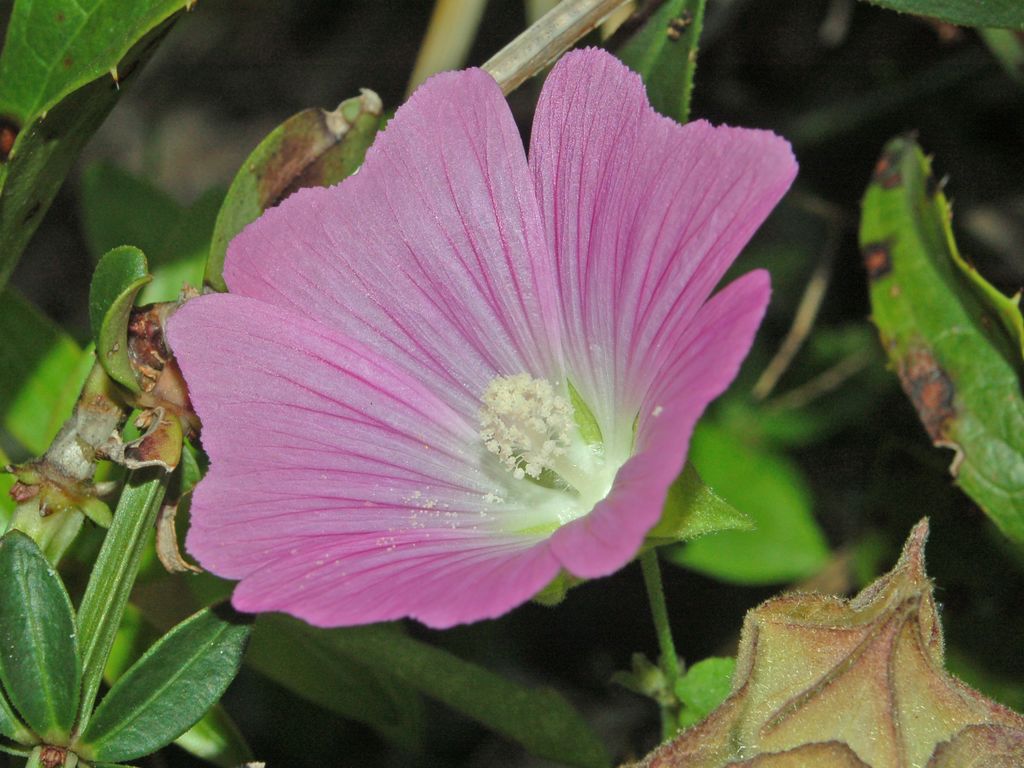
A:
678 0 708 124
73 469 168 737
640 549 681 738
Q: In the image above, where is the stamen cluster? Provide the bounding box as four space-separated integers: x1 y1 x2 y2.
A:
479 374 573 480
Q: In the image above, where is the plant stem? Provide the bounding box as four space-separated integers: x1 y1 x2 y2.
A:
406 0 490 96
640 549 681 738
73 469 168 736
482 0 631 94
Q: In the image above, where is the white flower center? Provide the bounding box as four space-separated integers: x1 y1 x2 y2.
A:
479 374 619 528
479 373 574 482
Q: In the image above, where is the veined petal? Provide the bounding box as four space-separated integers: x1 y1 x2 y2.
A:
550 270 771 578
224 67 560 422
529 48 796 451
168 295 561 627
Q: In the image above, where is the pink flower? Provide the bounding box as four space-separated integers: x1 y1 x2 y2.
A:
169 49 796 628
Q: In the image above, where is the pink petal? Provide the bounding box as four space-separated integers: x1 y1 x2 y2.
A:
223 68 560 422
168 295 560 628
529 48 796 450
550 270 771 578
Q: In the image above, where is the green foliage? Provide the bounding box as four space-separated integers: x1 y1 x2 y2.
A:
78 606 251 763
80 163 223 303
613 0 706 123
0 0 195 290
676 657 735 729
980 28 1024 83
88 246 150 393
860 136 1024 543
0 530 80 742
105 603 252 767
646 462 753 546
246 616 424 751
666 422 829 583
859 0 1024 30
253 615 611 768
0 288 93 456
75 472 168 732
206 90 384 291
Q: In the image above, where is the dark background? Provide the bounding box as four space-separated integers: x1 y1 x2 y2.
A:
4 1 1024 765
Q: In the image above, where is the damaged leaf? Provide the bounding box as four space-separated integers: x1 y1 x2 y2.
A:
205 89 384 291
612 0 706 123
860 136 1024 543
628 520 1024 768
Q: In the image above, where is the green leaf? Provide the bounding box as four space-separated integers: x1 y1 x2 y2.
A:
255 615 611 767
104 603 252 767
665 422 829 584
645 461 753 545
0 684 34 745
858 0 1024 30
0 288 93 456
80 163 223 303
675 657 735 729
0 0 195 291
980 28 1024 83
88 246 151 393
206 89 384 291
0 530 80 741
245 617 425 752
78 606 250 763
75 471 168 734
612 0 706 123
860 136 1024 543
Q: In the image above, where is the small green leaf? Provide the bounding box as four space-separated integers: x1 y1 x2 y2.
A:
675 656 735 728
255 615 611 767
567 379 603 445
860 136 1024 543
88 246 151 392
645 461 753 545
206 89 384 291
0 530 80 741
78 605 251 763
76 471 168 733
80 163 223 303
0 288 93 456
0 1 195 291
858 0 1024 30
103 604 252 767
665 422 829 584
612 0 706 123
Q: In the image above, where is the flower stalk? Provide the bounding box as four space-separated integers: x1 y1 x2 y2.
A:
482 0 631 93
640 549 682 738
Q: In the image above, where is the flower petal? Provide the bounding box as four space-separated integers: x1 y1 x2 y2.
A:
549 270 771 578
168 295 560 627
529 48 796 450
224 67 560 421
